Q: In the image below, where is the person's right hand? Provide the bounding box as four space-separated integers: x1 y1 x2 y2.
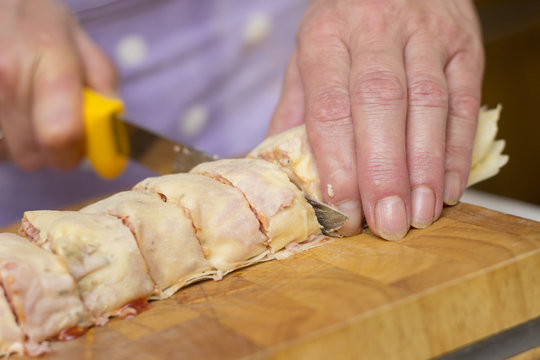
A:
0 0 117 170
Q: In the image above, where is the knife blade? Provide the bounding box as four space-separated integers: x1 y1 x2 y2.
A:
118 119 218 174
83 88 348 233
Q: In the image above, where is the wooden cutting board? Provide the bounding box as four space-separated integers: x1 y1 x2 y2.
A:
3 202 539 360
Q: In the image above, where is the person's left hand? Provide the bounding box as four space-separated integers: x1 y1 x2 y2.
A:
268 0 484 240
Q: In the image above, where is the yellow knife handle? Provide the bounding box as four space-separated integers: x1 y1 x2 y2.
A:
83 88 129 179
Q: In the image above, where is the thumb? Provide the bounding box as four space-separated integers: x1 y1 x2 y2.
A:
267 51 305 137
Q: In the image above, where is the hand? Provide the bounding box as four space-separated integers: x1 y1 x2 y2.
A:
0 0 117 170
269 0 484 240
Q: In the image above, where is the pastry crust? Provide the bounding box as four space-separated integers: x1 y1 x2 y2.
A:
0 233 89 347
20 211 155 322
248 125 322 202
191 158 321 252
468 105 509 186
135 173 268 271
82 191 210 299
0 283 24 357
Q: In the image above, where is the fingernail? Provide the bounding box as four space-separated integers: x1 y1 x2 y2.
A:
411 186 435 228
375 196 408 241
337 200 363 236
444 171 462 205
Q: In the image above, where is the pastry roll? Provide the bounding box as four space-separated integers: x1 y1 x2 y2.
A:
20 211 155 323
0 284 24 357
248 125 322 201
134 173 268 271
191 158 321 252
0 233 90 350
82 191 210 298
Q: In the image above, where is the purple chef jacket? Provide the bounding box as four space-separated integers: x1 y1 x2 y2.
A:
0 0 310 227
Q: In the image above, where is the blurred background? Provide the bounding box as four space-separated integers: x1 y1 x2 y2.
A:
463 0 540 218
0 0 538 228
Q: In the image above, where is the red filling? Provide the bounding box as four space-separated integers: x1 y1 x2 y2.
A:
119 298 149 319
19 220 40 243
54 326 88 341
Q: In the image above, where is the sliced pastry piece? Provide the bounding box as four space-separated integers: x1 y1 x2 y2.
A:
81 191 211 298
134 173 268 271
248 125 322 201
20 211 155 323
0 282 24 357
468 105 509 186
191 158 322 252
0 233 90 353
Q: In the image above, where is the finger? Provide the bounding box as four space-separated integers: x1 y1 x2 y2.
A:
297 28 362 236
74 25 118 96
404 36 448 228
32 26 85 170
267 51 305 136
0 48 44 169
350 29 410 241
0 107 44 170
444 50 483 205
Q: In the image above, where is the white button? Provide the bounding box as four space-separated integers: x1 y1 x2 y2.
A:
115 35 148 68
179 104 209 138
242 12 272 48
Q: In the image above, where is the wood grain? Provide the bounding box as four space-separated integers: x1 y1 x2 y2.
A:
2 202 539 360
510 346 540 360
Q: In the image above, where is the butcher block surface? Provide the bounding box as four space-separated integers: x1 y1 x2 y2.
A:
2 202 539 359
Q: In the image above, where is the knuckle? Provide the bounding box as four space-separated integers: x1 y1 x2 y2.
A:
445 23 465 42
33 28 58 49
351 72 405 106
450 91 480 122
445 142 473 164
358 15 390 36
363 155 404 185
357 0 396 19
0 55 12 82
308 87 351 124
409 150 444 175
47 147 84 171
34 75 81 106
0 52 17 97
40 128 82 149
408 78 448 109
90 66 118 93
407 10 441 35
298 10 343 43
14 152 44 171
447 26 479 55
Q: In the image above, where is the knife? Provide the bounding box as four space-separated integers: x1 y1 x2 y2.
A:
83 89 348 234
83 88 217 178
